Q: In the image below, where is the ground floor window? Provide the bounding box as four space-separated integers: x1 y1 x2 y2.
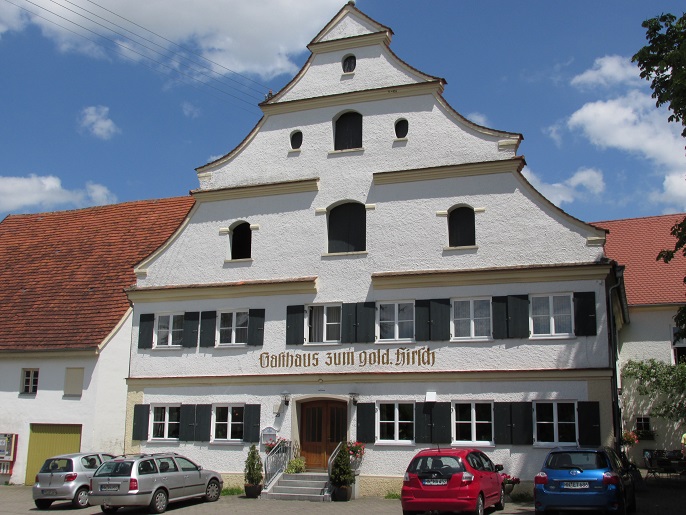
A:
534 401 577 444
379 402 414 442
454 401 493 443
152 405 181 439
213 405 244 441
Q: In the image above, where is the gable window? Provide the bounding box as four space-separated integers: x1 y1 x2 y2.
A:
290 130 303 150
231 221 251 260
213 405 245 441
452 298 491 339
334 111 362 150
448 206 475 247
534 401 577 444
379 402 414 442
342 54 356 73
155 313 184 346
218 310 249 345
454 402 493 443
307 304 342 343
22 368 39 394
531 294 573 336
151 405 181 439
327 202 366 253
378 302 414 341
395 119 408 139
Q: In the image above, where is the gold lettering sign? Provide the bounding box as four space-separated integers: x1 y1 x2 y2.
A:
259 347 435 369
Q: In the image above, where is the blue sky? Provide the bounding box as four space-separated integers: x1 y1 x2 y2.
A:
1 0 685 223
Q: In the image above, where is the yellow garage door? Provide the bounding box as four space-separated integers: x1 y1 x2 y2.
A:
25 424 81 485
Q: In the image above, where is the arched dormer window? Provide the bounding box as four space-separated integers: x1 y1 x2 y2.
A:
290 130 303 150
328 202 366 253
448 206 475 247
231 221 252 259
342 54 356 73
334 111 362 151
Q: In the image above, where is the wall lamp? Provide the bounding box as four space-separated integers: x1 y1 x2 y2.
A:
281 391 290 406
349 393 359 405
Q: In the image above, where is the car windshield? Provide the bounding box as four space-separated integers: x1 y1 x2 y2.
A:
546 451 608 470
40 458 73 473
407 455 464 474
94 460 134 477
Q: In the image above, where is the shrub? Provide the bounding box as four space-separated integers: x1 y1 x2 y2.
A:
244 444 263 485
285 456 306 474
330 444 355 487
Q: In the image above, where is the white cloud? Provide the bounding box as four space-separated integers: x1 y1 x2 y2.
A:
0 174 117 213
466 112 489 127
523 166 605 207
571 55 643 89
544 122 564 147
79 105 120 140
182 101 201 119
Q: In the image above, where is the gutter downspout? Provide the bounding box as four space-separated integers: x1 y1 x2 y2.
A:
607 265 625 454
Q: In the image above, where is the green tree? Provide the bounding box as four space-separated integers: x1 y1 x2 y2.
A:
623 359 686 424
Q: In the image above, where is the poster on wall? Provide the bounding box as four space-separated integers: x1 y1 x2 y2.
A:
0 433 17 462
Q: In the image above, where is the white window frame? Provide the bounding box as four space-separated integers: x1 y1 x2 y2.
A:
211 404 245 442
672 327 686 364
217 309 249 346
453 401 494 445
530 294 574 337
154 313 184 347
150 405 181 440
21 368 39 394
533 401 578 445
377 401 415 444
635 415 651 432
451 298 492 340
377 301 415 342
305 304 342 344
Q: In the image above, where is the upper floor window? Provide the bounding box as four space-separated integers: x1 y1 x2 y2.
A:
307 304 342 343
231 221 251 260
155 313 184 346
334 111 362 150
151 405 181 440
448 206 475 247
290 130 303 150
213 405 245 441
22 368 39 394
378 301 414 341
342 54 356 73
534 401 577 444
453 298 491 340
218 310 249 345
672 327 686 364
327 202 366 253
395 119 408 139
454 402 493 444
531 294 573 336
379 402 414 442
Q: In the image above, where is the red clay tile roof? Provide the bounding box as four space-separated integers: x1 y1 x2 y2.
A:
595 214 686 307
0 197 194 352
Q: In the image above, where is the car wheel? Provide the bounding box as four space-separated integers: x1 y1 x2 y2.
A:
473 494 484 515
495 485 505 510
72 486 90 508
149 489 169 514
34 499 53 510
101 506 119 514
204 479 221 502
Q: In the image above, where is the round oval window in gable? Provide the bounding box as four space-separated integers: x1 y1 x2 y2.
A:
395 119 409 139
290 130 303 150
342 54 356 73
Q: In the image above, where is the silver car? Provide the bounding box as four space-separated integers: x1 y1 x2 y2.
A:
32 452 115 509
88 453 223 514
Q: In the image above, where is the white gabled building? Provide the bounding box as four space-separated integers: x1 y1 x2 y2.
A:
124 3 624 495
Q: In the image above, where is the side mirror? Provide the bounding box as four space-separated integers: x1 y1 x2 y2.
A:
495 464 504 472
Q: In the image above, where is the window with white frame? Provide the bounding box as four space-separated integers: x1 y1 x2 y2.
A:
151 405 181 439
218 310 249 345
155 314 184 346
213 405 244 441
530 294 573 336
452 298 491 339
378 302 414 341
534 401 577 444
454 402 493 443
672 327 686 364
636 416 651 432
307 304 342 343
379 402 414 442
21 368 39 394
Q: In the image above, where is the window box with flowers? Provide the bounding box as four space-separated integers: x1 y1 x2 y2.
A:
634 429 656 441
347 441 365 470
264 437 288 453
621 430 639 447
501 474 520 495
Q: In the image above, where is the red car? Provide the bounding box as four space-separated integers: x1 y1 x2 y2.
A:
401 447 506 515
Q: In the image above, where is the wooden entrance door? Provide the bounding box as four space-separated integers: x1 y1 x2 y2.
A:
300 400 347 470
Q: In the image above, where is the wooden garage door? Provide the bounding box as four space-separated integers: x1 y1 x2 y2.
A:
25 424 81 485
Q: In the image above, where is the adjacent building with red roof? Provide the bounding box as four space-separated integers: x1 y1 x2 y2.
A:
0 197 194 485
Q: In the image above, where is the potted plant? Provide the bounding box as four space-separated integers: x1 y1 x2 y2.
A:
501 474 520 495
244 444 263 498
330 443 355 501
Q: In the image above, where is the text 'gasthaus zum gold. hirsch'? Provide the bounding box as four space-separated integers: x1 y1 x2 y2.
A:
259 347 435 369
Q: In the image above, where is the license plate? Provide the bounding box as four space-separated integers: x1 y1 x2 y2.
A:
423 478 448 486
563 481 589 489
100 484 119 492
41 489 57 495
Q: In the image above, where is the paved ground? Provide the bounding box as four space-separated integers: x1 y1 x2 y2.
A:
0 476 682 514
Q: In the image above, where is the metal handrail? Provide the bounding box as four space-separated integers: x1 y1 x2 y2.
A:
327 441 344 478
264 440 292 488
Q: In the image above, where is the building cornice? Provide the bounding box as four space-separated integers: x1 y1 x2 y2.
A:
0 349 98 358
191 178 319 202
307 31 391 54
373 157 525 185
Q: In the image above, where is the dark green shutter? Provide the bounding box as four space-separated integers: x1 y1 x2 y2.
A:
195 404 212 442
199 311 217 348
356 403 376 443
430 299 451 341
132 404 150 441
432 402 452 443
356 302 376 343
341 303 357 344
414 402 432 444
179 404 196 441
511 402 534 445
578 401 601 446
138 314 154 349
247 309 265 346
182 312 200 348
415 300 430 341
286 305 304 345
493 403 512 444
508 295 530 338
492 297 508 340
243 404 261 442
574 292 597 336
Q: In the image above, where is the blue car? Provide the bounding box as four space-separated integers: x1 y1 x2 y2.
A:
534 446 636 514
